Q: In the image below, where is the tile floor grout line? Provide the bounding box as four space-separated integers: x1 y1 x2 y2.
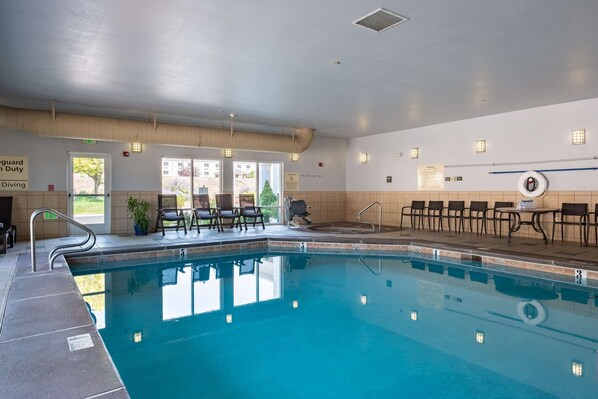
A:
9 290 78 303
83 387 127 399
0 322 94 344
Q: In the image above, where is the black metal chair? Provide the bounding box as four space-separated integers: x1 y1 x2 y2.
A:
190 194 220 233
586 203 598 246
442 201 465 233
156 194 187 236
239 194 265 230
400 201 425 230
0 196 16 254
425 201 444 231
486 201 513 238
463 201 488 235
552 203 588 245
215 194 242 230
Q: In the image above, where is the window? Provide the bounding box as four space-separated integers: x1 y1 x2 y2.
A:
162 158 222 207
233 161 282 223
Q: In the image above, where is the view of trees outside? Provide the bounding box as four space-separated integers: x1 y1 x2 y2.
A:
74 274 106 329
72 157 106 223
162 158 221 207
234 161 281 223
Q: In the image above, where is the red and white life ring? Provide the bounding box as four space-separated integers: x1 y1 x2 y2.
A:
517 171 548 198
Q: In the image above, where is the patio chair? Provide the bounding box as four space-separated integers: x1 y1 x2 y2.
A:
157 194 187 236
552 203 588 245
190 194 220 233
463 201 488 235
442 201 465 233
239 194 265 230
0 196 16 254
400 201 425 230
192 262 212 282
425 201 444 231
215 194 242 230
586 204 597 246
486 201 513 238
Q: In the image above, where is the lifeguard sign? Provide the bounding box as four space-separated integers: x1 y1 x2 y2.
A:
0 155 29 191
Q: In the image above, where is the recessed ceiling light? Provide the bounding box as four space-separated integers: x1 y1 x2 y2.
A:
353 8 409 33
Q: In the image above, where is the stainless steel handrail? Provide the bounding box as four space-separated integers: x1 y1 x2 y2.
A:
30 208 97 272
359 257 382 275
357 201 382 232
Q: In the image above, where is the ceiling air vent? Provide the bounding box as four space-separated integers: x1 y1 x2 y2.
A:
353 8 408 33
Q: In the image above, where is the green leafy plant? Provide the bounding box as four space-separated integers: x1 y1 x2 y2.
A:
127 196 151 235
260 179 279 222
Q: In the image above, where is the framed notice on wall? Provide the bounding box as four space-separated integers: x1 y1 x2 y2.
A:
417 164 444 191
0 155 29 191
285 172 300 190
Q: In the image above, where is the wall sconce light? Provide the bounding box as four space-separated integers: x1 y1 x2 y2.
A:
572 129 585 145
359 152 368 163
131 142 143 153
476 140 486 153
224 148 233 158
410 147 419 159
475 330 485 344
290 153 299 162
410 310 418 321
133 331 143 343
571 361 584 377
292 300 299 309
225 314 233 323
360 295 368 305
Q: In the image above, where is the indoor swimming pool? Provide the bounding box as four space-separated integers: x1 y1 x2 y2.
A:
73 251 598 399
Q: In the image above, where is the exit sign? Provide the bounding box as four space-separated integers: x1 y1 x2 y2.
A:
43 212 58 220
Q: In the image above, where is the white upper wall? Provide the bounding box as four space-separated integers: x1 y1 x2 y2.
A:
347 98 598 191
1 129 347 192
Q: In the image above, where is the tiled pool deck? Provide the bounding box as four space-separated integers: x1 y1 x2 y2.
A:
1 224 598 398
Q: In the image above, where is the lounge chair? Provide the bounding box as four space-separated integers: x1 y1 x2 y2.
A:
552 203 587 245
239 194 265 230
190 194 220 233
0 196 16 254
215 194 242 230
156 194 187 236
192 262 212 282
586 204 598 246
425 201 444 231
487 201 513 237
463 201 488 235
400 201 425 230
442 201 465 233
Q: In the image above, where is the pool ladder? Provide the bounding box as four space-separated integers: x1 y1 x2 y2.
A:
30 208 97 272
359 257 382 275
358 201 382 232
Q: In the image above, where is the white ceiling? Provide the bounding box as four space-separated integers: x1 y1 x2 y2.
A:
1 0 598 139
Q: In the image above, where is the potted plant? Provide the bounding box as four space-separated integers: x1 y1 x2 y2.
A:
127 196 151 236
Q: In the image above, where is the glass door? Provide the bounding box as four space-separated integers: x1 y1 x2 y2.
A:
68 153 111 234
233 161 282 224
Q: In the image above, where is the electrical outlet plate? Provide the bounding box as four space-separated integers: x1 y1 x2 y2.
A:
299 242 307 253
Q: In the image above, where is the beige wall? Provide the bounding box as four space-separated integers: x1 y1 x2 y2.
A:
346 190 598 242
285 191 346 224
4 191 68 241
7 189 595 244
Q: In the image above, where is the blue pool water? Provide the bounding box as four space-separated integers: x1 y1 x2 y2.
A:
73 252 598 399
